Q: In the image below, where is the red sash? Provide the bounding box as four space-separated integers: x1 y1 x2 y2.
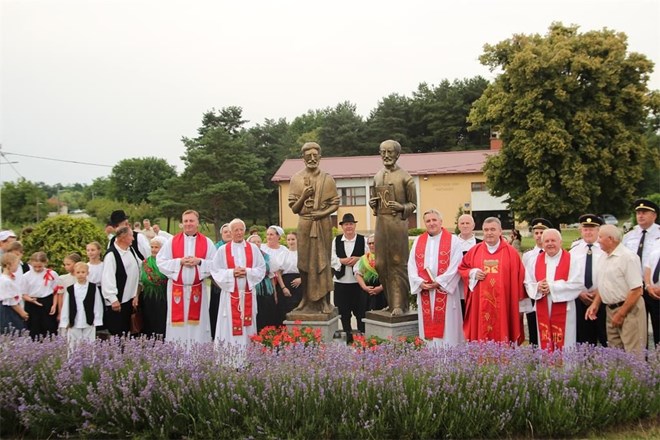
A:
225 242 254 336
534 250 570 351
171 233 208 326
415 229 452 339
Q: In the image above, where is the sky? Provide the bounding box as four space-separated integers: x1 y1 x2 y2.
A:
1 0 659 186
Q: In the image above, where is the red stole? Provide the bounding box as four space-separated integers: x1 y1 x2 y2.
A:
414 229 452 339
171 233 208 326
225 242 254 336
534 250 570 351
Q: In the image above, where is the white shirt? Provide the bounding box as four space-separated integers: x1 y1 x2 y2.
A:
623 223 660 273
0 273 22 306
331 234 368 284
279 249 299 274
569 241 604 292
455 234 477 254
596 243 643 304
102 245 140 304
59 282 104 328
23 268 60 298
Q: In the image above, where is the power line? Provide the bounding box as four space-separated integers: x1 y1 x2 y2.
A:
3 151 113 168
0 152 24 179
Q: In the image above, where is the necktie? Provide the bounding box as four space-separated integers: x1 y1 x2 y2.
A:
637 229 646 261
585 244 593 290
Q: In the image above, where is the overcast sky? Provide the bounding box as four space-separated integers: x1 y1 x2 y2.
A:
1 0 659 186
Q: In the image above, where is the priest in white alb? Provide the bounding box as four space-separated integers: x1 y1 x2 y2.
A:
157 209 216 344
524 228 582 351
211 218 266 347
407 209 464 347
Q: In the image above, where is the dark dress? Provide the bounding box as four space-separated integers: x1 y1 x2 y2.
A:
140 256 168 338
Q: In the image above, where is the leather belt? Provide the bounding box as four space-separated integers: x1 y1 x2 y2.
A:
607 301 625 310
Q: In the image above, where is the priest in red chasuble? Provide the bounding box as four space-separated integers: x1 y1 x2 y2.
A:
524 228 582 351
157 209 217 344
408 209 464 347
459 217 526 344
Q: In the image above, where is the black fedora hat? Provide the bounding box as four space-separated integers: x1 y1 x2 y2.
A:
110 210 129 226
339 213 357 225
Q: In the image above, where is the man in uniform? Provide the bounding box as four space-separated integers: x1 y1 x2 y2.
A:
622 198 659 346
570 214 607 345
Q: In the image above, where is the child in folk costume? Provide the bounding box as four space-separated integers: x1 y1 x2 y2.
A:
0 253 29 333
59 262 103 350
58 253 82 336
22 252 62 339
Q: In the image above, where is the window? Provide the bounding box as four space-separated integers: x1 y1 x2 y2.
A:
471 182 487 192
339 187 366 206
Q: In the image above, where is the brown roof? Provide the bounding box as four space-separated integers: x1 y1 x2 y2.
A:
272 149 496 182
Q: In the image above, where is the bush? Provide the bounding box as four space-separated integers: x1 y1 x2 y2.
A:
22 215 107 272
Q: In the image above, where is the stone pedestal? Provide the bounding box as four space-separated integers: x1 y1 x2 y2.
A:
363 310 419 339
284 308 340 343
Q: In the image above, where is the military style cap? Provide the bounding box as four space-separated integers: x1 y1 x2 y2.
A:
530 218 553 230
578 214 603 227
633 198 658 213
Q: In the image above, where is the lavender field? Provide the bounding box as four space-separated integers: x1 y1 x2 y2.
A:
1 335 658 439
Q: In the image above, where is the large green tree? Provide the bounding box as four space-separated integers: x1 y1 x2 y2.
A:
1 179 50 225
109 157 176 204
318 101 369 156
409 78 490 152
365 93 413 152
468 23 656 224
155 107 267 239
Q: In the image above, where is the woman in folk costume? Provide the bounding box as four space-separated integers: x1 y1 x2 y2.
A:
276 232 304 321
246 234 278 331
157 210 216 344
139 237 169 338
355 234 388 312
407 210 464 347
524 228 582 351
211 218 266 348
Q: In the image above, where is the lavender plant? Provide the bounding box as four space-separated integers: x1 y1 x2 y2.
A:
0 335 657 439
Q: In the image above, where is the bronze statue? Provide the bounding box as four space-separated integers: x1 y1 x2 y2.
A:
369 140 417 315
288 142 339 314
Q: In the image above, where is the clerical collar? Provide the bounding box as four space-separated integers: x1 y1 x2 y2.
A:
486 240 500 253
185 233 198 238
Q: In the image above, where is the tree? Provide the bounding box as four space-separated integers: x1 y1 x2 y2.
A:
164 107 268 240
318 101 369 156
409 78 490 152
0 179 51 225
468 23 656 224
246 118 296 225
109 157 177 204
365 93 413 151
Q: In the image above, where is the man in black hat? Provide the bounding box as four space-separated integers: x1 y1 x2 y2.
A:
622 198 660 345
108 210 150 262
570 214 607 346
521 218 553 345
331 213 368 343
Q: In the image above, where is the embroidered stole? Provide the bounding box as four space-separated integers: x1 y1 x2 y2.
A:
534 250 570 351
225 242 254 336
170 233 208 326
415 229 452 339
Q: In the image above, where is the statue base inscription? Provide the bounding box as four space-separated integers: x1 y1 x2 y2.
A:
284 308 340 343
363 310 419 339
